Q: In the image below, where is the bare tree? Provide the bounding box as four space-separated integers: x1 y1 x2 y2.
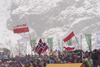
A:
14 42 25 56
7 40 25 56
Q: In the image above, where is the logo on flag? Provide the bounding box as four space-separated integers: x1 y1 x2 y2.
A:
13 23 29 33
35 39 46 55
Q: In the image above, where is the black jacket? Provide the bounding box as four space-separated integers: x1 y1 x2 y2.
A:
92 51 98 60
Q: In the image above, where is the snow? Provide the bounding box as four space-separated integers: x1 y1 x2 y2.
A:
0 0 100 56
70 17 91 28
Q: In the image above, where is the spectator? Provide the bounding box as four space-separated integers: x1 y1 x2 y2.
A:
29 62 33 67
92 49 98 67
98 49 100 67
50 58 54 64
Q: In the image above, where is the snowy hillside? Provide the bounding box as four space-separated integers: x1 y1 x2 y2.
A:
1 0 100 55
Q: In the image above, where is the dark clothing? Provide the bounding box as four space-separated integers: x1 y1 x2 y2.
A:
92 51 98 60
98 52 100 66
92 51 98 67
43 62 46 66
98 61 100 66
83 61 89 67
93 60 98 67
68 58 74 63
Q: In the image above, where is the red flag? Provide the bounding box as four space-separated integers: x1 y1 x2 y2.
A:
63 31 74 42
35 39 46 55
13 23 29 33
63 46 75 51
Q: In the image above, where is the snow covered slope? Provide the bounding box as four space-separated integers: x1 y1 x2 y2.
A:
1 0 100 54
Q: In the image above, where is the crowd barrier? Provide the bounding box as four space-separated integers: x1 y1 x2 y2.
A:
46 63 85 67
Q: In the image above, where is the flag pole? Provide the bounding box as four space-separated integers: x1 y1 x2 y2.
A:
47 38 50 56
81 39 83 61
81 36 83 61
74 35 83 60
25 42 27 56
26 15 33 55
46 39 50 56
29 33 33 55
62 39 64 55
22 33 27 56
74 35 79 49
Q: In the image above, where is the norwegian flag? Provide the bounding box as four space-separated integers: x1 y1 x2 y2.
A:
35 39 46 55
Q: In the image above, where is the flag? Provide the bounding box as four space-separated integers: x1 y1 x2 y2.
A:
31 40 36 48
63 31 74 42
32 46 35 51
17 33 30 42
64 38 75 51
85 34 91 51
13 23 29 33
47 38 53 50
35 39 46 55
63 45 75 51
96 33 100 44
94 33 100 50
75 35 82 49
42 45 49 53
57 37 63 52
49 50 53 56
53 50 57 54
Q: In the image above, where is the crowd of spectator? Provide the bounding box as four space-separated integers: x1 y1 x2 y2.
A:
0 49 100 67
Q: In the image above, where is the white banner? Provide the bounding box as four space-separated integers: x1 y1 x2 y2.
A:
17 33 30 42
57 36 63 52
95 33 100 49
76 35 82 49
